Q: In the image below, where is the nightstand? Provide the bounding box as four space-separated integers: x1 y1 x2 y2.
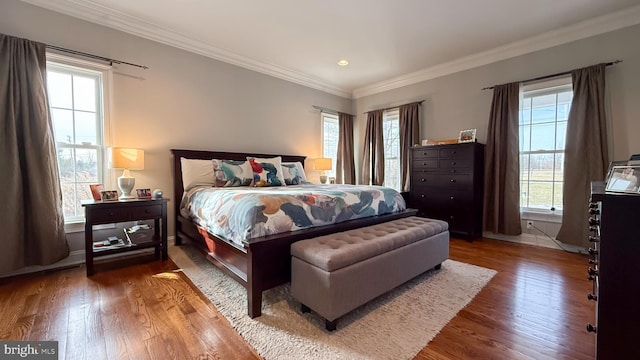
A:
82 198 169 276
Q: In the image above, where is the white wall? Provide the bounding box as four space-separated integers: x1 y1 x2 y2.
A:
353 23 640 246
1 0 351 251
3 0 640 255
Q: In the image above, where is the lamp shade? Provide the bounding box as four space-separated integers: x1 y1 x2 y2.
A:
109 147 144 170
315 158 332 171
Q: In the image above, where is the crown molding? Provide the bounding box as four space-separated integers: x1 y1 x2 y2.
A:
21 1 640 100
20 0 352 98
353 4 640 98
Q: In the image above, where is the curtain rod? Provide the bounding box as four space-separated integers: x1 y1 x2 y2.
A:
481 60 622 90
363 100 424 114
312 105 354 116
46 45 149 70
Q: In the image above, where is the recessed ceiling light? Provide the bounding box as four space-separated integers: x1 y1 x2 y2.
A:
338 59 349 66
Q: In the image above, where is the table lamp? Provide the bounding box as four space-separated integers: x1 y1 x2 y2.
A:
109 147 144 200
315 158 332 184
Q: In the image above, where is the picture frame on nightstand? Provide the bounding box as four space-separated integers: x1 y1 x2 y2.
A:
99 190 118 201
136 188 152 198
89 184 104 201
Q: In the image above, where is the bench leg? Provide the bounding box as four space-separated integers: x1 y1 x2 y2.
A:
300 303 311 313
434 263 442 270
325 319 337 332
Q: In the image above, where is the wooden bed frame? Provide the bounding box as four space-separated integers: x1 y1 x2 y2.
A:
171 149 416 318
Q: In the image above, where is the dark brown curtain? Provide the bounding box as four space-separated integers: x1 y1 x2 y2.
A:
335 112 355 184
0 34 69 273
361 110 384 185
556 64 608 247
399 102 420 191
483 82 522 235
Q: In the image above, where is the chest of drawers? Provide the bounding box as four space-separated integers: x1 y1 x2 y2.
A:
409 142 485 239
588 184 640 359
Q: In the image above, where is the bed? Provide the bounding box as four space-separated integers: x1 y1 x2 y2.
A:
171 149 416 318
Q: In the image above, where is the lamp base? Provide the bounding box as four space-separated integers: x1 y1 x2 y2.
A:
118 170 136 200
320 175 328 184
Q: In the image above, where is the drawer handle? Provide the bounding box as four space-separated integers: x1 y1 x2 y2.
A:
450 196 454 200
449 215 455 219
109 212 115 216
145 209 150 213
421 178 426 182
452 151 457 154
423 162 427 166
421 194 425 198
450 179 456 183
451 161 456 165
451 169 457 173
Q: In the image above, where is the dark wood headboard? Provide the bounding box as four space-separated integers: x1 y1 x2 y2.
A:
170 149 307 225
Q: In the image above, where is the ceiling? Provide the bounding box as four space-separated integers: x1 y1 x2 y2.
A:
21 0 640 98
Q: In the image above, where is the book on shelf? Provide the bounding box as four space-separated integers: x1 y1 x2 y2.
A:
124 224 154 245
93 236 128 251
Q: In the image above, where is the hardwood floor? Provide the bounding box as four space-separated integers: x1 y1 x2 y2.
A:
0 237 595 359
418 238 595 360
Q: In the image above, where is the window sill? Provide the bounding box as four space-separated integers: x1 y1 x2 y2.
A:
64 222 84 234
521 209 562 224
64 221 115 234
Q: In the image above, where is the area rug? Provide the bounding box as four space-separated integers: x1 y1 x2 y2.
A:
169 244 496 360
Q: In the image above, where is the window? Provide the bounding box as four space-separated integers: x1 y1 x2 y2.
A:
383 109 401 191
321 112 338 179
46 54 111 224
519 78 572 213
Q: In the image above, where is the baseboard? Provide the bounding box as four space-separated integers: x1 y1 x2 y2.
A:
1 235 177 278
0 250 85 278
483 232 587 254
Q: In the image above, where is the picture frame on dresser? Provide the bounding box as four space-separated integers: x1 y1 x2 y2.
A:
458 129 476 143
604 160 628 183
605 166 640 193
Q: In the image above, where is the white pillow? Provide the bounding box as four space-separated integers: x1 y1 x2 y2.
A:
180 158 215 191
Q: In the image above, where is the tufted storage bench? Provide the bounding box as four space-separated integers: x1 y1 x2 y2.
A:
290 216 449 331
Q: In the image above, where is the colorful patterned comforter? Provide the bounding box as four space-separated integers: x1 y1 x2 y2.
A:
180 184 406 246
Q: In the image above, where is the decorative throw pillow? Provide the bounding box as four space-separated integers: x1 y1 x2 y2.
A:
180 158 215 191
218 160 253 187
247 156 286 187
282 162 308 185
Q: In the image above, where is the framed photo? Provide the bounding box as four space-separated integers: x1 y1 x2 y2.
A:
136 188 152 198
100 190 118 201
458 129 476 143
605 166 640 194
329 177 336 184
89 184 104 201
605 160 628 183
